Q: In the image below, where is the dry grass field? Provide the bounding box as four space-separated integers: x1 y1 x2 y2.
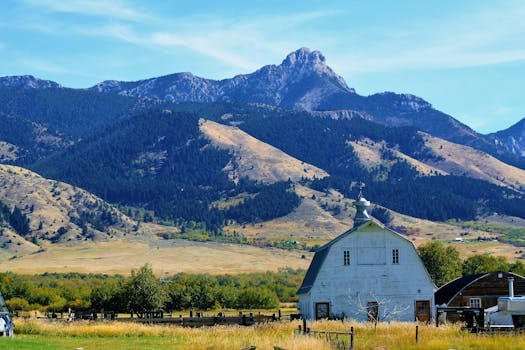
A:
4 318 525 350
0 238 311 275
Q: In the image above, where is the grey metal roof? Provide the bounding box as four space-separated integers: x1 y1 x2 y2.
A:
297 244 330 295
297 220 372 295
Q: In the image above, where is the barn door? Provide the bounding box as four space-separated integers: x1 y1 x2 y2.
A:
315 302 330 320
415 300 431 322
367 301 379 322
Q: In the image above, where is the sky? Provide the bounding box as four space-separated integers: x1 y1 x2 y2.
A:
0 0 523 134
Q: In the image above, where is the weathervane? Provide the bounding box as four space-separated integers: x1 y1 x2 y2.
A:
350 181 366 199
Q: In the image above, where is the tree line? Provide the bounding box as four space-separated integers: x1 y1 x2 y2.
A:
418 240 525 287
0 267 304 315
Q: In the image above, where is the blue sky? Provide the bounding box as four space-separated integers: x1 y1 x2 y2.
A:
0 0 523 134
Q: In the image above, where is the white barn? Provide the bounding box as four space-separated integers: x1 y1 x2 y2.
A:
297 194 436 322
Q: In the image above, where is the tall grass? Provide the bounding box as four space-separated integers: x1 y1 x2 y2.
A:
13 318 330 349
10 318 525 349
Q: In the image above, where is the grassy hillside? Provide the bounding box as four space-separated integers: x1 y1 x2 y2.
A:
423 132 525 191
0 164 133 243
200 119 328 184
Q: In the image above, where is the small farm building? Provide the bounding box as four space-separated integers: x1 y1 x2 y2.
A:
435 271 525 309
297 194 436 322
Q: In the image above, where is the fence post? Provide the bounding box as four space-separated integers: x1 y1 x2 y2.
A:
416 325 419 343
350 326 354 350
278 309 282 320
303 318 307 335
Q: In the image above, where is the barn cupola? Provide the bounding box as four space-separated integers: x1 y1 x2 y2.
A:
353 187 371 227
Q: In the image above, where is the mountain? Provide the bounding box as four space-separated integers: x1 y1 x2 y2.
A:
91 48 354 109
2 49 520 168
0 49 524 246
0 112 68 164
0 75 62 89
488 117 525 157
0 86 155 166
350 132 525 192
0 86 142 139
89 48 525 168
32 109 304 231
201 103 525 221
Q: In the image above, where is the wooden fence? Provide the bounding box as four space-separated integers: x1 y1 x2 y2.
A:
50 310 283 327
295 320 424 350
120 312 279 326
295 319 354 350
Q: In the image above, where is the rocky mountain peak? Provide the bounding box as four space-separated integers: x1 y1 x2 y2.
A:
282 47 326 67
90 80 122 93
280 47 350 90
0 75 62 89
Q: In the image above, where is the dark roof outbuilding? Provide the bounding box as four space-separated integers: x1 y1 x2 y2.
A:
435 271 525 306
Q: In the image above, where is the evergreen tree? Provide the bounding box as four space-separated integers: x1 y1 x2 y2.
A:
9 206 30 236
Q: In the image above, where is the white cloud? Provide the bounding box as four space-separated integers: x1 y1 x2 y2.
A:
150 32 257 72
67 9 338 72
333 1 525 74
495 106 514 115
17 57 93 78
22 0 150 22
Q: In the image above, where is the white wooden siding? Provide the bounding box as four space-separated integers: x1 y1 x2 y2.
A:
299 222 435 321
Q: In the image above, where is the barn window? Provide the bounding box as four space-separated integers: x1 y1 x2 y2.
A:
343 250 350 265
470 298 481 308
392 249 399 264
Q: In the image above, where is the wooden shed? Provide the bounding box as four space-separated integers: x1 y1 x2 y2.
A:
435 271 525 309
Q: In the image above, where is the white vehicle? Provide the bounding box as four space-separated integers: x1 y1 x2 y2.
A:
0 291 13 336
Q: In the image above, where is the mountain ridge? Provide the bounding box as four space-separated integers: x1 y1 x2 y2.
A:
2 48 522 164
0 75 62 89
84 48 525 168
489 117 525 157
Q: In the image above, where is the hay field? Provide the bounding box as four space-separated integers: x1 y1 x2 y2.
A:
0 239 311 275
